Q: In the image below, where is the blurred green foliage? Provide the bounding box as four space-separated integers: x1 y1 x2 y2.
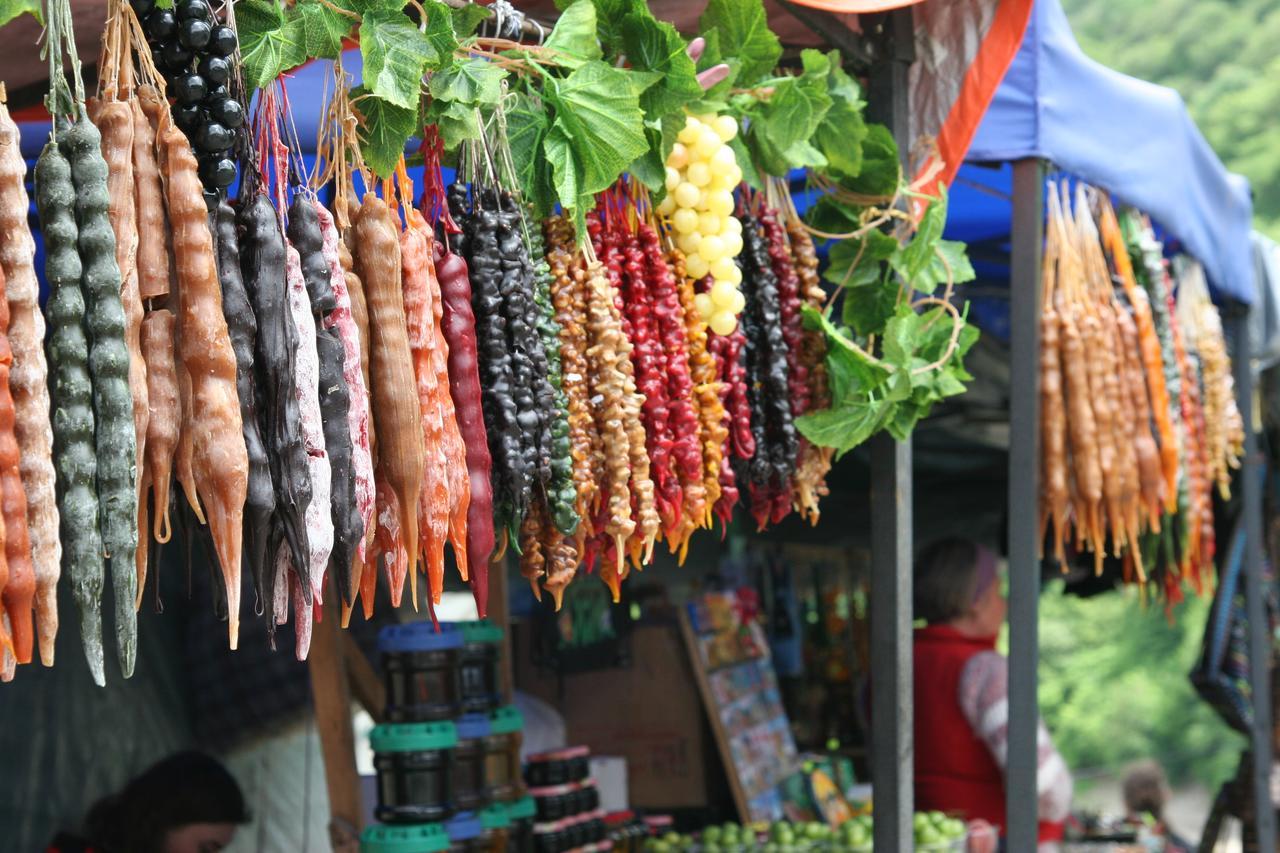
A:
1063 0 1280 238
1038 581 1242 789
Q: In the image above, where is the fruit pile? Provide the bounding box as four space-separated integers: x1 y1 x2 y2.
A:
642 816 968 853
657 114 745 335
134 0 243 196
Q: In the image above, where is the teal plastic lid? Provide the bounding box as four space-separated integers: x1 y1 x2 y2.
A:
480 804 511 831
460 619 503 645
369 721 458 753
360 824 449 853
507 796 537 821
489 705 524 735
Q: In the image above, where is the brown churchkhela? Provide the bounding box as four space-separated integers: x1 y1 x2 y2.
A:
354 194 424 604
0 264 31 663
132 90 171 302
0 100 58 666
140 310 178 546
159 124 248 648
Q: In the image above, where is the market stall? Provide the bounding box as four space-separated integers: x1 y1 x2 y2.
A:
940 0 1266 847
0 0 1266 848
0 0 1043 849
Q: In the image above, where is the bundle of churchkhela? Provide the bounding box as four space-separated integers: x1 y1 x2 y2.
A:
1038 182 1243 603
1 0 994 682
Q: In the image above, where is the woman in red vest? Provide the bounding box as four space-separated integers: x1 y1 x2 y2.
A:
913 539 1073 850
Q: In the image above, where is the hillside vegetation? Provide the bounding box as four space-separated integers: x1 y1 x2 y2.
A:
1062 0 1280 238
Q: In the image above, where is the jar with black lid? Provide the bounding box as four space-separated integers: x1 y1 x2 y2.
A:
528 785 572 822
485 706 525 803
453 713 493 811
507 797 536 853
524 746 590 788
454 621 503 712
379 622 464 722
360 823 450 853
534 822 563 853
371 721 458 823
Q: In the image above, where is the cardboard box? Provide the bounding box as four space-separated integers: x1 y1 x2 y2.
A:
515 623 713 809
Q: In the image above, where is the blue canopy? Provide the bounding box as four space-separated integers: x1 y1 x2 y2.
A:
948 0 1255 304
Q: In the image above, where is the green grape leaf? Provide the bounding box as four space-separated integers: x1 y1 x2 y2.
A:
542 61 649 199
699 0 781 86
795 399 890 457
891 188 948 290
629 113 681 197
578 0 644 48
544 0 602 66
802 304 890 393
237 0 308 90
824 230 896 289
351 86 418 178
742 67 832 176
450 2 491 38
912 239 976 295
359 7 437 109
727 133 763 191
0 0 41 27
842 122 899 197
334 0 403 14
543 124 582 212
814 56 867 179
881 303 922 366
506 92 556 217
620 12 702 119
428 57 505 107
430 100 481 150
840 280 897 337
422 0 460 59
293 1 352 61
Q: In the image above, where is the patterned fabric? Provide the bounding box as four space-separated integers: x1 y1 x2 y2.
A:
957 650 1075 826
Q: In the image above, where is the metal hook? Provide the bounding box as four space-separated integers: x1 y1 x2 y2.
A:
530 17 546 45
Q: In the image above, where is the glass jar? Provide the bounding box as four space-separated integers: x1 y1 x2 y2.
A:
379 622 464 722
524 746 590 788
455 621 504 713
506 797 537 853
485 706 525 803
370 721 458 823
453 713 493 812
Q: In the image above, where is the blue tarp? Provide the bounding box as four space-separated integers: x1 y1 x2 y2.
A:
948 0 1255 304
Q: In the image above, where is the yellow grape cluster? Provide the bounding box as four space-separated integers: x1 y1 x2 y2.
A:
656 113 746 336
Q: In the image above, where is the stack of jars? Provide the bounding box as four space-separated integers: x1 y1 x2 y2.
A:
523 747 611 853
362 621 535 853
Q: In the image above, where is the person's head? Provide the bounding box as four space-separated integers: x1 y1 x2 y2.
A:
84 750 248 853
914 538 1005 636
1122 760 1171 821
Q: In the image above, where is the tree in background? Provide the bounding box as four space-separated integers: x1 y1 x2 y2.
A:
1063 0 1280 238
1038 581 1241 791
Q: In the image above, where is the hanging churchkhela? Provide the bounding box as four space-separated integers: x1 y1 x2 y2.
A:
33 0 1245 680
1037 182 1242 603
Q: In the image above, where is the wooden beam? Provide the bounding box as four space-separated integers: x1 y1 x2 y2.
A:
309 577 363 849
342 630 386 723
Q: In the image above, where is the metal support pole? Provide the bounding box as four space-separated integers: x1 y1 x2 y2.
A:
870 437 913 851
865 9 914 852
1232 309 1276 852
1006 157 1045 850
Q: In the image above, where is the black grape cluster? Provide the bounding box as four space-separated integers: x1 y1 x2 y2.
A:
133 0 243 197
